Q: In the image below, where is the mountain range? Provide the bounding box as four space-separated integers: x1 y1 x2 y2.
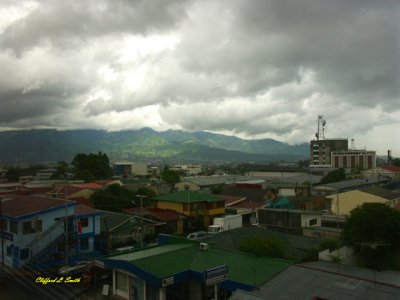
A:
0 128 309 165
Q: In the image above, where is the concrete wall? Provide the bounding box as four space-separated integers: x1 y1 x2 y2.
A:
319 246 355 265
329 190 388 215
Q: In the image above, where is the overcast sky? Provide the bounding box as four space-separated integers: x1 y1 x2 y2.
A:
0 0 399 155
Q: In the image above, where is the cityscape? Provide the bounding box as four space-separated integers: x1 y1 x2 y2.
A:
0 116 399 299
1 1 400 300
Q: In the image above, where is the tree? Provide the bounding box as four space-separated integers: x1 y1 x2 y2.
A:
133 187 156 206
71 152 113 180
239 235 286 259
393 158 400 166
342 203 400 269
320 168 346 184
6 167 21 181
91 184 134 212
210 183 225 195
160 166 180 186
51 161 69 179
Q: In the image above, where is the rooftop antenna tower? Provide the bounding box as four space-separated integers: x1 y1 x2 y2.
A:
315 115 326 140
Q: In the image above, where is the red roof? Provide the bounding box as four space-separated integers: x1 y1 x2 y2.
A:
71 182 103 189
70 196 93 207
2 195 74 218
383 165 400 172
47 185 85 197
93 180 115 186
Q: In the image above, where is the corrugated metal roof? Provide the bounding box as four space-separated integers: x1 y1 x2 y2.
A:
153 191 223 203
253 261 400 300
2 195 74 217
107 241 292 286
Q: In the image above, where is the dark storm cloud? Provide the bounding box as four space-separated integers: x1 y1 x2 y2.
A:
1 0 186 52
0 0 399 152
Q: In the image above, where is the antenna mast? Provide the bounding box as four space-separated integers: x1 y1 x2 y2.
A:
315 115 326 140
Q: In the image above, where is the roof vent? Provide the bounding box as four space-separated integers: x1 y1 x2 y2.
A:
199 243 208 251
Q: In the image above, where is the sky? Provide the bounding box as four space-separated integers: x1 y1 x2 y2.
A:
0 0 399 155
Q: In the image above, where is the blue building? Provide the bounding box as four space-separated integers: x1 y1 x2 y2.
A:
0 195 102 270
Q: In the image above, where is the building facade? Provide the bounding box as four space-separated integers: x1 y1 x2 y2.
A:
0 195 101 269
310 139 348 167
331 150 376 170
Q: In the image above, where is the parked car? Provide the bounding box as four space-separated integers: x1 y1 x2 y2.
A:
187 231 207 240
58 260 93 276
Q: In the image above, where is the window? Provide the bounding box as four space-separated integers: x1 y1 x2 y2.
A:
309 218 318 226
20 248 30 260
10 221 17 234
0 219 7 231
80 237 89 251
116 271 128 292
22 219 42 234
6 245 12 256
80 218 89 228
23 221 32 234
32 219 42 232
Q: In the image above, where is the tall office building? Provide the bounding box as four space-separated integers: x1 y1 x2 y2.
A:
310 139 348 167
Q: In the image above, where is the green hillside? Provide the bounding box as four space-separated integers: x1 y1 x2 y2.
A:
0 128 308 164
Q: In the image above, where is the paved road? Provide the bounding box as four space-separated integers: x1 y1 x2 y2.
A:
1 269 89 300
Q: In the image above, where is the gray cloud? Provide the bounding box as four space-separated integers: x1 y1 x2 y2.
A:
0 0 399 154
1 0 186 52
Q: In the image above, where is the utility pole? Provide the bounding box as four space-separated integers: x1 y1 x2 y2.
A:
133 195 147 249
309 168 313 210
0 197 4 269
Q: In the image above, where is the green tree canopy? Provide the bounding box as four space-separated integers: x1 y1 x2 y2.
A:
342 203 400 269
393 158 400 166
320 168 346 184
239 235 286 259
71 152 113 180
160 166 181 186
51 161 69 179
91 184 134 212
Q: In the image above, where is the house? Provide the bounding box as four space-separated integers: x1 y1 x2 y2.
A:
245 166 307 178
362 186 400 208
170 164 202 176
313 176 392 196
99 210 162 251
152 191 225 231
327 189 391 216
257 208 322 234
47 185 98 207
123 207 186 235
35 168 57 180
235 180 266 189
174 175 262 191
265 197 296 209
100 235 293 300
363 165 400 181
0 195 101 270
